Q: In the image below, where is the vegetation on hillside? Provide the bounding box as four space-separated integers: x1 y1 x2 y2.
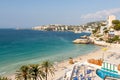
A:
92 22 103 36
112 20 120 30
106 35 120 43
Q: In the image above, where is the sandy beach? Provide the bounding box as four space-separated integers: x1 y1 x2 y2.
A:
49 48 103 80
48 44 120 80
6 44 120 80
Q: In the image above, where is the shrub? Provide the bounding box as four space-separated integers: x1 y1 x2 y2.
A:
99 38 103 41
106 38 114 43
106 35 120 43
112 20 120 25
114 24 120 30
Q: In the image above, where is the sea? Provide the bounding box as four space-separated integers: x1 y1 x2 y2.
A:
0 29 100 75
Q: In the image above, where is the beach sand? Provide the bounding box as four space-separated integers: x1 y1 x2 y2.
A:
48 44 120 80
49 48 103 80
7 44 120 80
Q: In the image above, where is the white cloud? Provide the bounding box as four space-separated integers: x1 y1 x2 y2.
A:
80 8 120 19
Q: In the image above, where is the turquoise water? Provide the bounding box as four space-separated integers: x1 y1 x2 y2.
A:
0 29 99 75
96 69 120 79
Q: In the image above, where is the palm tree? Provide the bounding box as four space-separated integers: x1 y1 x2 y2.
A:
29 64 45 80
15 65 29 80
0 76 11 80
41 61 55 80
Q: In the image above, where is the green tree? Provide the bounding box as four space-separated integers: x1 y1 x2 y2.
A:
106 35 120 43
92 30 97 34
114 24 120 30
111 20 120 30
103 27 107 30
104 30 109 34
106 38 113 43
15 65 29 80
112 20 120 25
112 35 120 42
29 64 45 80
41 61 55 80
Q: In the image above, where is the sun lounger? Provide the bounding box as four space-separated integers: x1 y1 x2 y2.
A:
86 69 92 74
88 77 92 80
73 76 78 80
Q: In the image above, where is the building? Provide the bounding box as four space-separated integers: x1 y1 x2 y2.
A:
100 26 106 35
65 26 68 30
114 31 120 36
61 27 65 31
107 15 116 28
32 26 42 30
108 28 115 38
102 61 118 73
86 27 93 33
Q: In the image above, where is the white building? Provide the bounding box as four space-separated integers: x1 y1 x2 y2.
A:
32 26 42 30
65 26 68 30
85 26 93 33
114 31 120 36
107 15 116 28
100 26 106 35
61 27 65 31
55 27 58 31
32 26 48 30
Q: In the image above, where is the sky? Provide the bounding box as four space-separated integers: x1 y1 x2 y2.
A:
0 0 120 28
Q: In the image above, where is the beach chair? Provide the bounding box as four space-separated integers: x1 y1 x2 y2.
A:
87 77 92 80
81 77 85 80
86 69 92 74
73 76 78 80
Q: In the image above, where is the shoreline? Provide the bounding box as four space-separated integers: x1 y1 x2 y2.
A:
6 45 103 80
4 43 120 80
47 44 115 80
48 46 104 80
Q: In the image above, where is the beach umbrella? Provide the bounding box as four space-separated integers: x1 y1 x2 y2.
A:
102 47 108 60
102 47 108 51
